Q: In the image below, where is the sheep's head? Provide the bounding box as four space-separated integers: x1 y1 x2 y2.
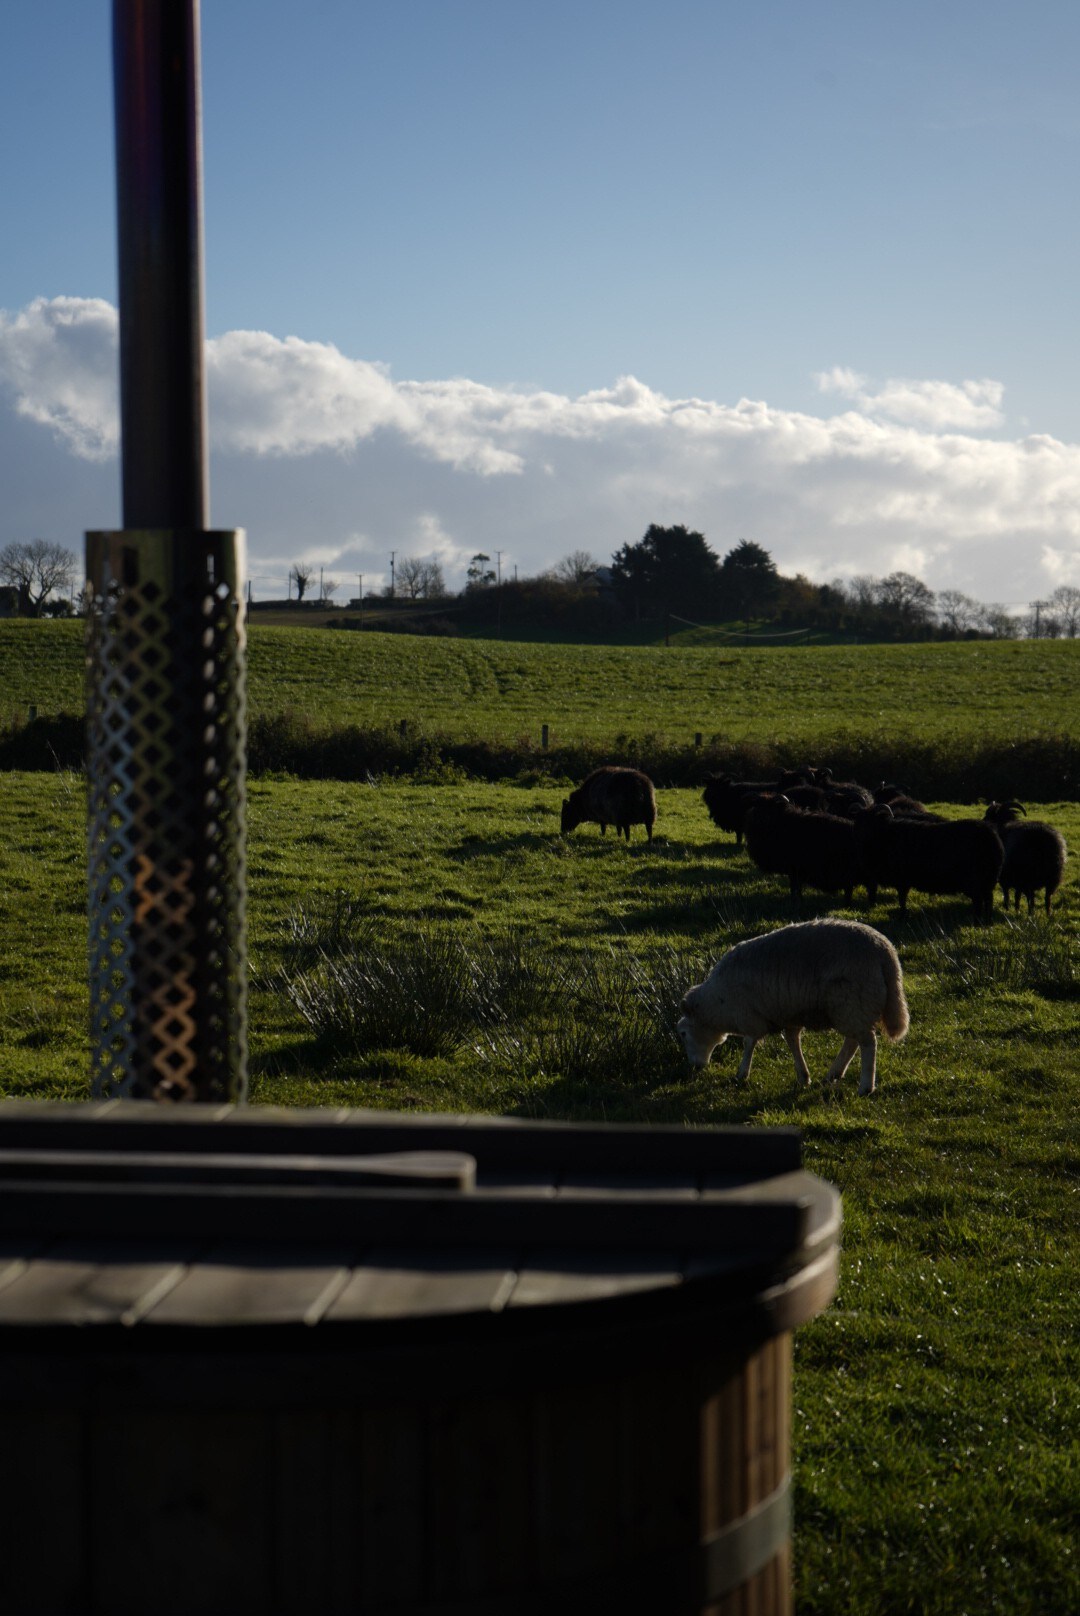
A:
985 799 1025 825
676 987 729 1068
560 797 578 835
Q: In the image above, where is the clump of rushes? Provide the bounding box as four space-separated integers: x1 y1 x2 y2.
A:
278 913 704 1077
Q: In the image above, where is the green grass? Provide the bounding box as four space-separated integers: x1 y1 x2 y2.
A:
0 769 1076 1611
4 618 1080 748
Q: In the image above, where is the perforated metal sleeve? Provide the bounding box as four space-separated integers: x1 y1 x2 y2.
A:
85 530 248 1101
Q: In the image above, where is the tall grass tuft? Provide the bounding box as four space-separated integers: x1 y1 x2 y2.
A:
276 914 704 1079
916 914 1077 997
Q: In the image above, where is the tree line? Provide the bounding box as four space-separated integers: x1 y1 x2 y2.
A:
6 527 1080 640
452 525 1080 641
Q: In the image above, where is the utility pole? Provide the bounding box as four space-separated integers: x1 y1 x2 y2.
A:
495 550 503 587
390 551 396 598
1030 599 1049 638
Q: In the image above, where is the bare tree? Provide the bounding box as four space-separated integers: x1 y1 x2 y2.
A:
935 589 981 635
840 574 879 611
321 578 339 603
291 563 314 601
553 549 599 586
979 603 1022 639
0 540 77 617
397 556 448 600
1050 583 1080 638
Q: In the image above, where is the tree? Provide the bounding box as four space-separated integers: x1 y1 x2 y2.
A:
610 524 721 619
291 563 313 601
935 589 981 636
842 574 879 612
320 578 339 603
0 540 76 617
979 603 1022 639
467 553 496 589
1050 583 1080 638
874 572 935 625
552 549 599 586
717 540 780 623
397 556 448 600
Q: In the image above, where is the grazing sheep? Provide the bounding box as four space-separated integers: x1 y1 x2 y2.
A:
854 805 1003 919
984 801 1067 914
677 918 909 1095
561 766 656 843
743 794 864 902
701 773 775 845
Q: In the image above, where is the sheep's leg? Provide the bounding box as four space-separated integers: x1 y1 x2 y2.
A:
857 1030 878 1096
825 1034 860 1086
782 1026 812 1087
733 1036 759 1083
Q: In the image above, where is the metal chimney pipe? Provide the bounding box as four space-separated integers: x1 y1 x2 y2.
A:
85 0 247 1102
114 0 208 530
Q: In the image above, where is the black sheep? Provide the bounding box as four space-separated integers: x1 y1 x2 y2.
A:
561 766 657 843
701 774 775 845
854 805 1003 919
743 795 864 903
984 801 1068 914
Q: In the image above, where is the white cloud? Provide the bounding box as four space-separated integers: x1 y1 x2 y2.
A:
3 296 1080 605
816 367 1005 431
0 296 119 457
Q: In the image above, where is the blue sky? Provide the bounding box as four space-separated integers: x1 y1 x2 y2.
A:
3 0 1080 607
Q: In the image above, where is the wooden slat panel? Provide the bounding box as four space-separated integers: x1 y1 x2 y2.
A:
142 1245 354 1325
508 1251 683 1307
557 1171 700 1199
0 1408 84 1614
352 1402 427 1610
0 1237 50 1299
327 1250 517 1321
0 1179 811 1257
530 1377 624 1585
474 1169 558 1197
0 1240 195 1325
424 1391 534 1604
0 1145 476 1192
0 1100 804 1176
271 1411 340 1613
89 1409 274 1616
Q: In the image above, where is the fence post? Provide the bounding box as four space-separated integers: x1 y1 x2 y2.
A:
694 732 702 748
541 724 549 750
399 719 408 738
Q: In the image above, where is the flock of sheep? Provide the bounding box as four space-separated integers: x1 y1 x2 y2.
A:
560 762 1068 917
560 763 1070 1095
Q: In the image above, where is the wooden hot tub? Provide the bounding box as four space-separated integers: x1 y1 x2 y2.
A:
0 1101 840 1615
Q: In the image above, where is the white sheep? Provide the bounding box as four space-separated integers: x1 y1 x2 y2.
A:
677 918 909 1095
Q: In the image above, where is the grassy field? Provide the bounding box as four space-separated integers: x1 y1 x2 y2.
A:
3 618 1080 751
0 766 1076 1613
